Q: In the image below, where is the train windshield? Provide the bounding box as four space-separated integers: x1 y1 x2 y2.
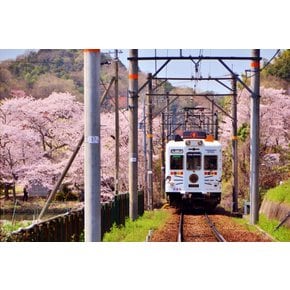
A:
186 153 201 170
170 155 184 169
204 155 218 170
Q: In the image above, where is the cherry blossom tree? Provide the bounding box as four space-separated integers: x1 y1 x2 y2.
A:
0 92 83 195
220 87 290 148
0 91 164 202
219 87 290 199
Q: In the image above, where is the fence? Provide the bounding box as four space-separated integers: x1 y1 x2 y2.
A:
6 191 144 242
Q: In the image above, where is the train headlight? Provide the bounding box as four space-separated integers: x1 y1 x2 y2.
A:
189 173 199 183
185 140 191 146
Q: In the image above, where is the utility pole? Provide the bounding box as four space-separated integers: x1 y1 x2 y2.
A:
250 49 260 224
161 112 165 198
184 110 189 131
232 75 238 213
143 85 148 207
214 111 219 140
166 92 170 141
84 49 101 242
211 98 215 135
114 50 120 195
147 73 153 210
128 49 138 221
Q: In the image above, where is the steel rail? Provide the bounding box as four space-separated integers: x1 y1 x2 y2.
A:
204 213 227 242
177 212 184 242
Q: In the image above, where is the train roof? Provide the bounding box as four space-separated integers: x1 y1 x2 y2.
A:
166 131 221 149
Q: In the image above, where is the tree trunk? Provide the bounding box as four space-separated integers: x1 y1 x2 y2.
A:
12 184 16 202
4 184 9 199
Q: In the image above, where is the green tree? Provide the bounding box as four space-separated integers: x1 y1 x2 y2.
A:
237 123 250 142
0 67 12 98
264 49 290 82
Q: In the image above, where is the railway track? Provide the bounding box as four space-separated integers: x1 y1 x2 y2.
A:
178 211 227 242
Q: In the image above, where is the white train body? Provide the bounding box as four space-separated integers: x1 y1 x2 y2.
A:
165 132 222 208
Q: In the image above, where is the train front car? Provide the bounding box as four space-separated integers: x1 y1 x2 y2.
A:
165 131 222 209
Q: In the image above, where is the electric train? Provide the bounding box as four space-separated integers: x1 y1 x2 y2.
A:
165 131 222 209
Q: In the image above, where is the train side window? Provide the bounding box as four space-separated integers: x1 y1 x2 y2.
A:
204 155 218 170
170 155 183 170
186 153 201 170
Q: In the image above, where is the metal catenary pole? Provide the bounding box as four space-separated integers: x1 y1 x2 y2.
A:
114 50 120 195
184 110 189 131
143 83 148 207
166 92 170 141
211 98 215 135
84 49 101 241
161 112 165 198
128 49 138 220
147 73 153 210
250 49 260 225
232 75 238 212
214 111 219 140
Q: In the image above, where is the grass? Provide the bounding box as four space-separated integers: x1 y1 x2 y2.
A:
0 220 31 235
257 214 290 242
232 217 260 233
102 209 171 242
234 214 290 242
264 179 290 204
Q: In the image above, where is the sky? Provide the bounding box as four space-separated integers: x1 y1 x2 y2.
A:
113 49 279 93
0 48 279 94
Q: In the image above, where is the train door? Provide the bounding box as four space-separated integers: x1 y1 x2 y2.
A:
184 152 203 192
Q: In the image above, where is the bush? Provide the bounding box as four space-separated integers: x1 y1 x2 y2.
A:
54 184 78 201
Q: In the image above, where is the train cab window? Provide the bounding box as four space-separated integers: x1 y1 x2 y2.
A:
204 155 218 170
186 153 201 170
170 155 183 170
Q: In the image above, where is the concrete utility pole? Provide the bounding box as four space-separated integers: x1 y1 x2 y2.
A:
84 49 101 241
231 75 238 213
114 50 120 195
250 49 260 225
146 73 153 210
128 49 138 220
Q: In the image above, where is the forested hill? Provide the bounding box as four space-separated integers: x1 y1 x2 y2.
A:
1 49 289 112
0 49 130 106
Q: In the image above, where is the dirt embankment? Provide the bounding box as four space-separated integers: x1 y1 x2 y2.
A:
260 200 290 228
